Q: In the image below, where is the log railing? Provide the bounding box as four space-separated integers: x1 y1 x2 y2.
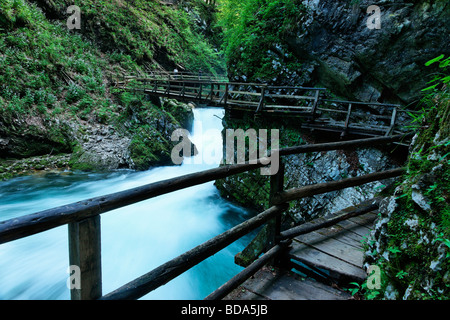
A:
119 74 326 115
0 133 413 300
119 73 415 138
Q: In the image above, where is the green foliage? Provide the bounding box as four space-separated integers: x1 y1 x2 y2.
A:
0 0 223 117
0 0 33 30
406 54 450 130
364 55 450 300
348 281 382 300
0 0 221 174
217 0 306 80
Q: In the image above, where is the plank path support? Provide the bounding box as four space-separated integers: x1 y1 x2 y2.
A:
385 107 398 136
256 85 266 113
268 161 285 248
310 90 321 121
234 161 286 268
68 215 102 300
341 103 352 138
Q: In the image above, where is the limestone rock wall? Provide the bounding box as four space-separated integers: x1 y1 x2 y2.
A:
284 0 449 104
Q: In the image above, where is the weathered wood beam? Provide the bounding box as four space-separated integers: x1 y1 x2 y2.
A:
278 133 413 156
0 161 267 244
100 204 289 300
273 168 405 205
204 240 291 300
68 215 102 300
278 200 381 241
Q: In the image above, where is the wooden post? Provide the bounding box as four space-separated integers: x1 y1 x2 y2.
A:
385 107 398 136
256 86 266 113
268 161 285 248
68 215 102 300
198 82 203 100
166 80 171 98
224 83 229 107
182 80 186 98
341 103 352 138
310 90 320 121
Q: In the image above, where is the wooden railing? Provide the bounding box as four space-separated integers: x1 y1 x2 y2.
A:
0 133 413 300
119 74 325 115
118 73 414 138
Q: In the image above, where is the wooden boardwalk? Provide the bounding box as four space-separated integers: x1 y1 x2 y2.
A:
0 105 410 300
225 267 352 300
224 202 378 300
119 71 413 139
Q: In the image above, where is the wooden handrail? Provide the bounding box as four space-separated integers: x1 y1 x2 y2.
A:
273 167 405 204
0 160 267 245
0 132 413 300
278 132 413 156
0 133 412 245
204 240 292 300
100 204 289 300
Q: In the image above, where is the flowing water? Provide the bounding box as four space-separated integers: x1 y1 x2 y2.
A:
0 108 254 300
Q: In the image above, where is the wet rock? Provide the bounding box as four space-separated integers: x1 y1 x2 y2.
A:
285 0 449 104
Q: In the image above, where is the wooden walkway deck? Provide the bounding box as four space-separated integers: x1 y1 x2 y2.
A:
1 132 408 300
224 203 378 300
118 71 414 139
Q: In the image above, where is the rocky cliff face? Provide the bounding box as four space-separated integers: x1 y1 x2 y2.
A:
363 91 449 299
282 0 449 104
216 132 402 225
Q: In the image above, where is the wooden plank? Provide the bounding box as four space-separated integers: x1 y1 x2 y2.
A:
321 99 400 108
100 204 288 300
265 110 313 116
294 231 364 267
226 99 259 106
315 226 363 249
266 94 316 100
227 90 261 96
302 214 368 249
205 242 289 300
226 268 351 300
288 240 367 283
335 219 373 239
264 105 311 110
267 86 326 91
347 212 377 227
278 201 379 241
273 168 405 204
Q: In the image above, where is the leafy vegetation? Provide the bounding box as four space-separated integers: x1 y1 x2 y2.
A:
0 0 222 173
357 56 450 300
217 0 307 81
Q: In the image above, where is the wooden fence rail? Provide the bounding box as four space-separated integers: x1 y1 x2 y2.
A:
0 133 412 300
119 73 415 138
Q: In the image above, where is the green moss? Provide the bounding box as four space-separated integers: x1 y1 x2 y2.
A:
129 131 169 170
218 0 306 81
1 0 220 172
